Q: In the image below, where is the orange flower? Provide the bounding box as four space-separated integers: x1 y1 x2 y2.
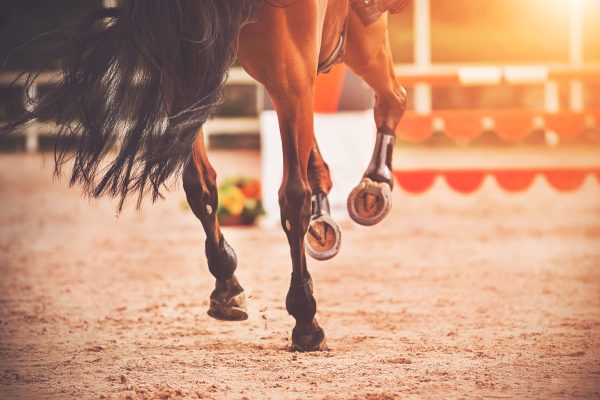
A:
240 179 261 198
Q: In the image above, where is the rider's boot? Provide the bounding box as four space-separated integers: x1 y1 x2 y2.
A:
350 0 411 26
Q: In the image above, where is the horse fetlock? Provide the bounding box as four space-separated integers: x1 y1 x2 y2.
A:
213 274 243 295
286 274 317 324
286 295 317 324
205 236 237 281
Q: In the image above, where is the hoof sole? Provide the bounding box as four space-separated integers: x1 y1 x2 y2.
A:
347 178 392 226
305 214 342 261
207 291 248 321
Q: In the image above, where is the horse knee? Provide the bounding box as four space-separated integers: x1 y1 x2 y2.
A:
279 178 312 233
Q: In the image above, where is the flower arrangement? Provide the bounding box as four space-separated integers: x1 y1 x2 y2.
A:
217 177 264 226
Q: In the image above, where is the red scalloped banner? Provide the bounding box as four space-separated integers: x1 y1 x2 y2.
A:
393 168 600 194
444 170 486 193
396 110 600 143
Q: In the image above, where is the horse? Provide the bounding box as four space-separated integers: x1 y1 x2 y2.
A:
2 0 407 351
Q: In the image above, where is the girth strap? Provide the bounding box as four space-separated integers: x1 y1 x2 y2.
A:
317 15 350 74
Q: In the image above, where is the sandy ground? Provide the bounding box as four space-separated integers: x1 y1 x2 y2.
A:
1 149 600 399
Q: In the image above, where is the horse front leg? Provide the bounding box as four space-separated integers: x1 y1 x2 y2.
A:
344 12 407 226
182 130 248 321
305 142 342 261
238 0 326 352
272 91 327 351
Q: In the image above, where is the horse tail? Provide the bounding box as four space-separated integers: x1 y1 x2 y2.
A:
2 0 259 209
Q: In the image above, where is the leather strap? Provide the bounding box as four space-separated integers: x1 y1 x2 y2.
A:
317 15 350 74
351 0 382 26
364 130 395 187
351 0 411 26
310 192 331 218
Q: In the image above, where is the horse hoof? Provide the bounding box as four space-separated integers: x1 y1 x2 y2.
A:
207 290 249 321
347 177 392 226
305 214 342 261
290 320 327 352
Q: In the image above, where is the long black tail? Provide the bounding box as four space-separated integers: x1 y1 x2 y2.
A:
2 0 259 209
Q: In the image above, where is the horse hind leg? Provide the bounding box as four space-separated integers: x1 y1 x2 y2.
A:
344 12 407 226
305 142 342 261
182 130 248 321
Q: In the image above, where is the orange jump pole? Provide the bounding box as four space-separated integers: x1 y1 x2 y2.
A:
314 63 347 114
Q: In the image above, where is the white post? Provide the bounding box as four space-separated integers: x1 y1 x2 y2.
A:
569 0 584 112
413 0 432 115
543 80 560 146
544 81 560 113
256 85 265 116
25 82 38 153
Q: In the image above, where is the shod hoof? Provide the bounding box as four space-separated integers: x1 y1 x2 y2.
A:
305 214 342 261
290 322 327 352
207 289 248 322
347 177 392 226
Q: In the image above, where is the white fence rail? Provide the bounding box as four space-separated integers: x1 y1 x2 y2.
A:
0 67 260 152
3 63 599 151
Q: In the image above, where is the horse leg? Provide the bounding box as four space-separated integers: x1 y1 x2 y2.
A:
238 1 327 351
267 92 326 350
305 142 342 261
275 99 327 351
182 130 248 321
344 12 407 226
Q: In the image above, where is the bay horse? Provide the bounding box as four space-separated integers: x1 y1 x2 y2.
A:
2 0 407 351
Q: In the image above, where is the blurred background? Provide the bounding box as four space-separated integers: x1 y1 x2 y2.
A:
1 2 600 398
1 0 600 222
2 0 599 146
